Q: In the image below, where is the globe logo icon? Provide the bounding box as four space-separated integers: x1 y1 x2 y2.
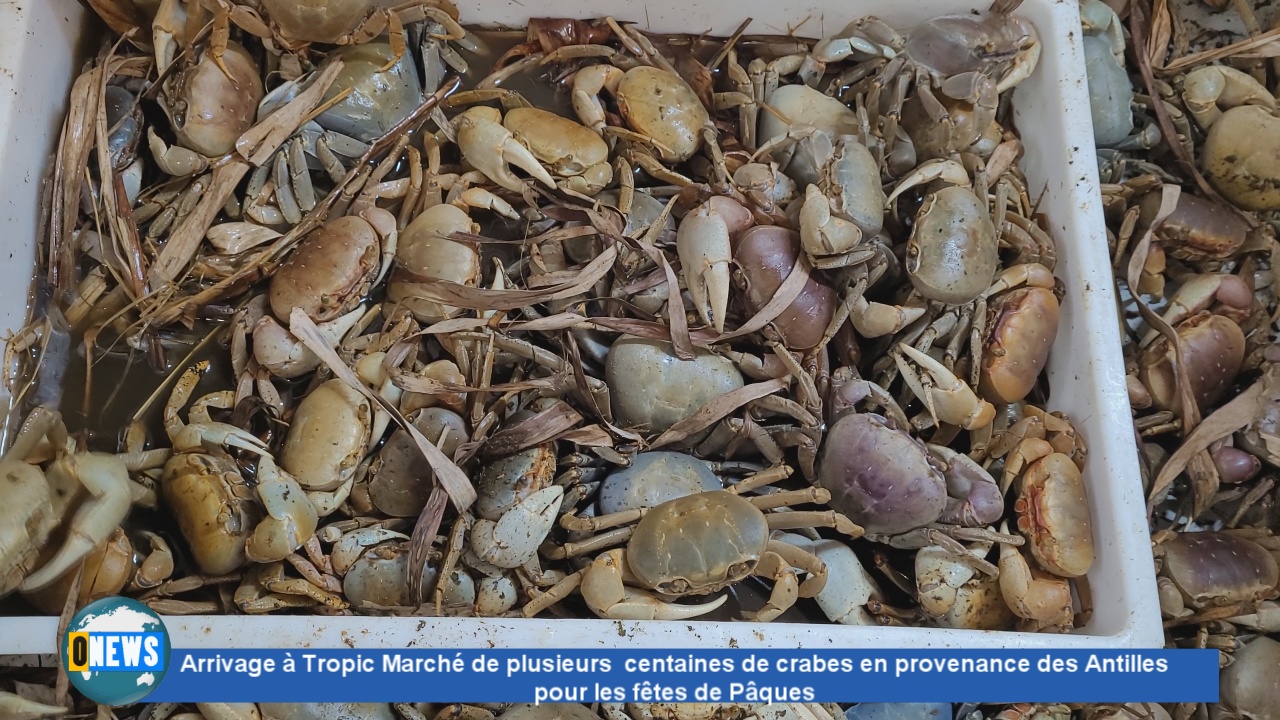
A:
61 597 171 706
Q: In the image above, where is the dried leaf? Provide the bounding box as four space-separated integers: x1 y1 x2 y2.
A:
1146 0 1172 68
85 0 147 38
51 67 103 291
556 424 615 447
389 367 567 394
716 252 812 341
393 243 618 311
482 399 583 456
238 61 345 165
1149 377 1266 508
615 196 693 359
407 486 448 608
290 309 476 511
650 377 790 448
1161 25 1280 72
588 316 720 347
148 162 252 285
207 222 284 254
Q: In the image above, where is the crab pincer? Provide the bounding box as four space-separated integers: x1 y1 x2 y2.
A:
676 196 752 333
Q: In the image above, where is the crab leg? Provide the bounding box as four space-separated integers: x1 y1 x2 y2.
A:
745 550 800 621
766 510 864 539
894 344 996 431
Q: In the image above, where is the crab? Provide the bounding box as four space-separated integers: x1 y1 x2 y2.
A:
551 49 713 183
523 471 864 621
148 37 264 177
1180 63 1280 210
161 362 317 576
988 406 1094 579
747 130 883 270
1153 531 1279 622
252 205 399 375
154 0 471 75
446 89 614 196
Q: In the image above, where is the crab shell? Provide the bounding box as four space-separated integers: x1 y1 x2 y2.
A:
504 107 610 180
628 491 768 595
388 203 481 324
1137 191 1248 262
616 66 709 163
733 225 838 350
318 41 426 143
270 215 381 323
1220 636 1280 720
474 444 558 522
979 286 1060 405
0 458 59 597
257 0 384 44
1161 532 1279 609
280 378 371 492
162 449 262 576
817 413 947 535
598 451 721 515
368 408 467 517
1202 105 1280 211
1137 313 1245 413
604 338 744 434
907 186 999 305
1014 452 1094 578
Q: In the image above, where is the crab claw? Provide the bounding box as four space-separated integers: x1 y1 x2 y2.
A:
19 453 133 592
172 422 270 455
848 293 925 338
253 307 365 380
149 127 209 177
886 158 970 205
677 197 752 332
470 486 564 569
895 344 996 430
800 184 863 259
245 457 319 564
580 549 730 620
152 0 197 76
455 107 557 194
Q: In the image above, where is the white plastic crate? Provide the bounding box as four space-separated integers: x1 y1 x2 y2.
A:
0 0 1162 653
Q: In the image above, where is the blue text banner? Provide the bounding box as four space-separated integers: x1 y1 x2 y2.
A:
143 649 1218 704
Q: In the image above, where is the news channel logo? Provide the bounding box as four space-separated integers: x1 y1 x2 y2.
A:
60 596 171 706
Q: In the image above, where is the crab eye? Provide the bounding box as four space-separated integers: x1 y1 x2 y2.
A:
658 579 691 594
728 560 755 580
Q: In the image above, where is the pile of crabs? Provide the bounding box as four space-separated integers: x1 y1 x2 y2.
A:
1 0 1095 639
1081 0 1280 717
